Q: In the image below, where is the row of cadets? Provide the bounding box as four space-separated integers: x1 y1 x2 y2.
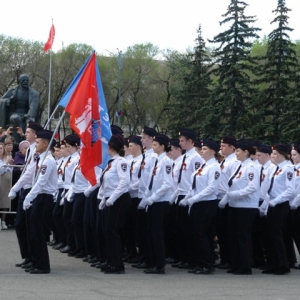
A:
21 130 58 274
219 139 260 275
131 127 158 269
59 134 80 256
52 140 69 250
165 138 184 263
9 121 43 269
216 136 239 269
97 134 131 274
172 129 204 270
180 140 221 274
138 134 173 274
122 135 144 262
260 143 295 275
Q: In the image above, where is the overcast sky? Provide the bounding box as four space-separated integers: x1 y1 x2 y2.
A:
0 0 299 55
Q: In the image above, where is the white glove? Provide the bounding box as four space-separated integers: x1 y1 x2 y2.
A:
99 197 106 210
258 205 267 217
53 191 58 202
179 198 188 207
61 189 66 198
187 196 197 206
8 190 17 200
106 198 114 207
291 204 297 210
269 199 279 207
23 198 32 210
138 198 147 210
218 194 229 209
227 191 240 201
145 197 153 206
59 197 65 206
67 192 75 203
84 188 91 197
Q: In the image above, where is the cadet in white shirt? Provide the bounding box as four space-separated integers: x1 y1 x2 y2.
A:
219 139 260 275
23 130 58 274
173 129 203 270
181 140 221 275
263 144 295 275
290 144 300 269
8 121 43 269
98 134 131 274
140 134 173 274
123 135 143 263
217 136 239 269
253 144 276 268
60 134 80 256
132 126 158 269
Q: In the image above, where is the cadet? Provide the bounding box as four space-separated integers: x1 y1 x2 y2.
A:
22 130 58 274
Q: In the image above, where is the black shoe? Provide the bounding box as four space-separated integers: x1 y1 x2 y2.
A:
131 262 143 268
172 261 183 268
101 264 112 272
74 250 86 258
15 258 31 267
128 256 140 264
273 267 290 275
60 245 72 253
25 267 35 273
178 262 190 269
104 266 125 274
219 263 231 269
90 261 101 267
166 257 175 264
30 268 51 274
262 268 277 274
67 250 78 257
144 267 165 274
53 243 66 250
88 257 98 264
233 269 252 275
135 262 151 269
21 262 33 269
47 240 57 247
188 267 200 274
195 267 215 275
294 263 300 270
227 268 238 273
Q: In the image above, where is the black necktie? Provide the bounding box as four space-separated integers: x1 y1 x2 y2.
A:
228 164 242 187
220 159 225 169
71 160 80 183
25 147 31 163
268 166 279 194
62 156 71 182
138 154 145 179
192 163 206 190
130 160 135 179
178 154 187 184
149 159 158 190
100 159 114 186
259 166 264 186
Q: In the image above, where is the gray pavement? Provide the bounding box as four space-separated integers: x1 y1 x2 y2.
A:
0 228 299 300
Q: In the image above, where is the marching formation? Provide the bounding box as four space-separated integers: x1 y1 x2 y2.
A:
7 121 300 276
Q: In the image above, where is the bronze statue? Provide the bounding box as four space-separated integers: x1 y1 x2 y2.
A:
0 74 40 132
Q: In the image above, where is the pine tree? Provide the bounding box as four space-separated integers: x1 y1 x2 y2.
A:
208 0 260 138
167 25 213 138
255 0 298 143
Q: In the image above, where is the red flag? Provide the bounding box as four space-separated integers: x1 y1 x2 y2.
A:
44 24 55 52
65 52 102 185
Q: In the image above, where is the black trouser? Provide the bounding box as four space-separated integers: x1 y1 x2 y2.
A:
96 205 107 262
52 188 67 244
228 207 257 271
191 200 219 269
83 188 98 256
176 196 197 265
29 193 53 270
71 192 86 252
62 192 76 250
265 202 290 269
251 200 267 267
283 210 297 266
291 207 300 256
164 203 178 260
216 203 230 265
122 197 139 257
147 201 169 268
105 192 131 268
136 202 150 263
15 188 31 259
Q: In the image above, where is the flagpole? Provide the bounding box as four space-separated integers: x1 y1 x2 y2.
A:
47 19 54 129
